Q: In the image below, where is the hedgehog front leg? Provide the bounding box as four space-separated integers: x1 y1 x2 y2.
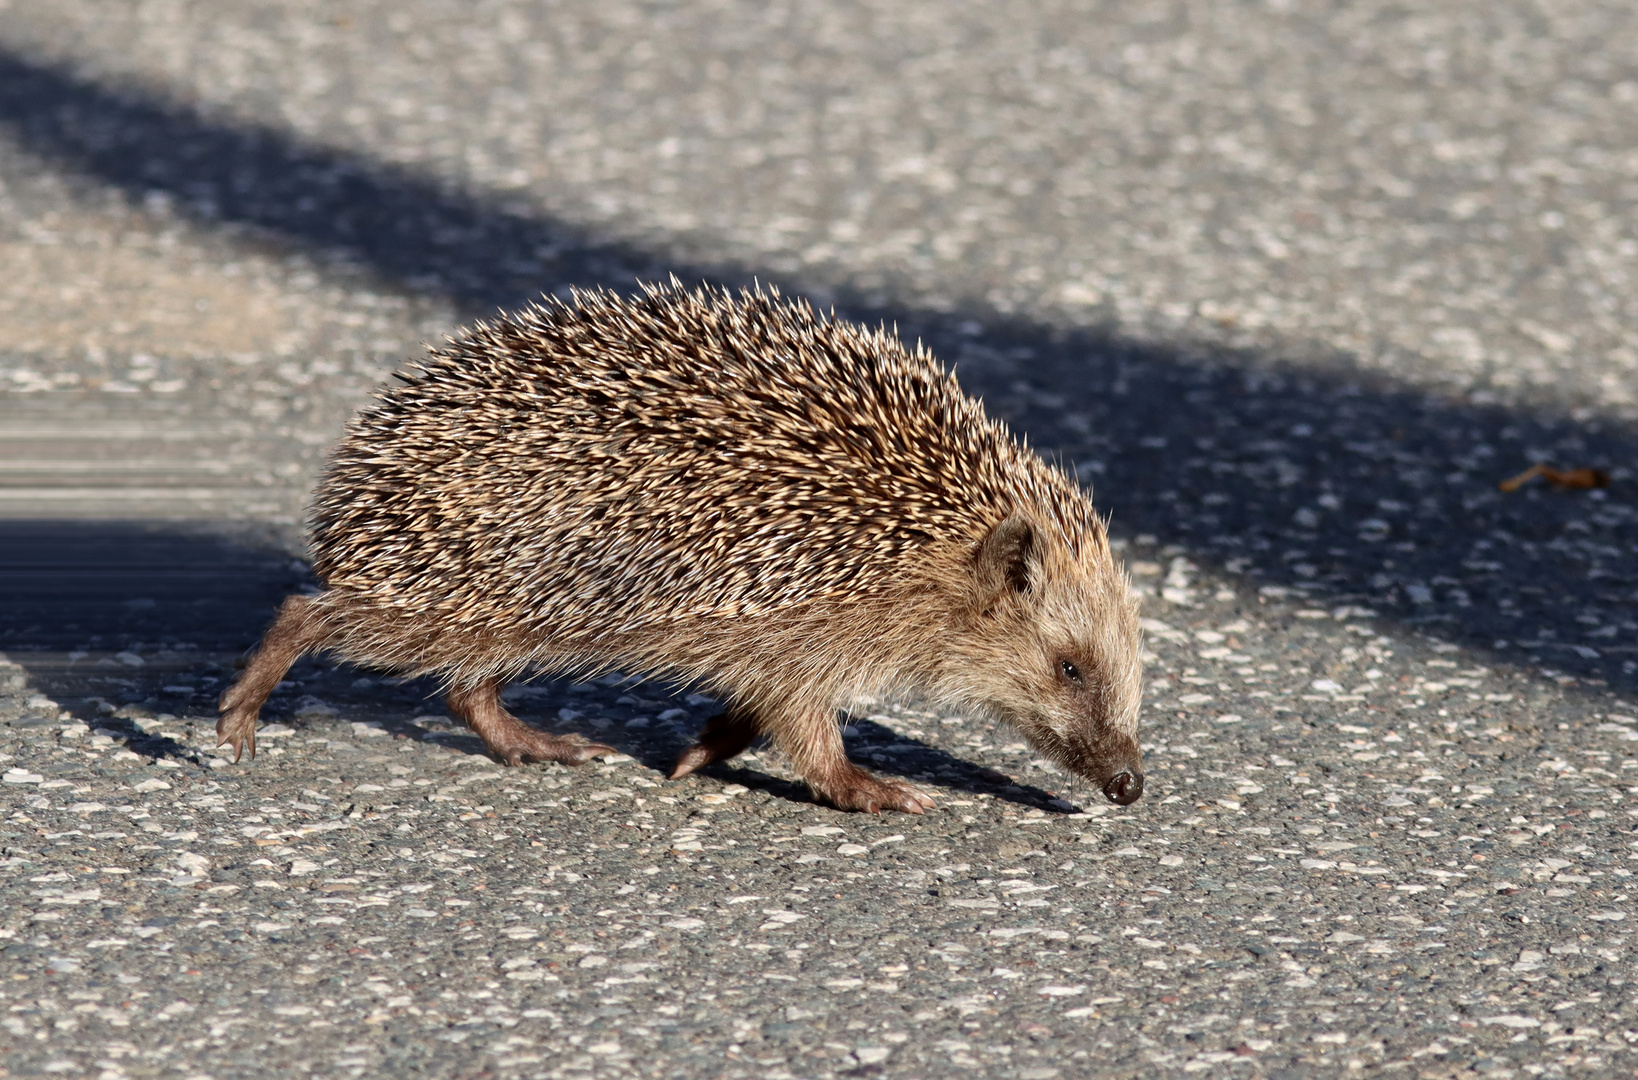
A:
776 704 936 815
446 681 616 766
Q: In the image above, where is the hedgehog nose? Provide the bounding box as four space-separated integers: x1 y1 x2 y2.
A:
1102 770 1143 805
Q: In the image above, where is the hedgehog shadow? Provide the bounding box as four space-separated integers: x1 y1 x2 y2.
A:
844 716 1081 812
91 719 198 767
214 680 1077 813
8 712 201 771
663 716 1078 814
411 701 1077 813
21 709 217 773
468 680 1080 811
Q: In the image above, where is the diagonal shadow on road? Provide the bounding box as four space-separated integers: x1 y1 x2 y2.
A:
1 46 1633 715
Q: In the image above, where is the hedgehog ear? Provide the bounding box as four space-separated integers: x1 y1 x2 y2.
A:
972 514 1036 610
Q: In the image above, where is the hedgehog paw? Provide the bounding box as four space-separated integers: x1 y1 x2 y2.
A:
488 732 616 767
216 706 258 764
817 766 935 815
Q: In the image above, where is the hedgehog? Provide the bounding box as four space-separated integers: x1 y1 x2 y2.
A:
218 281 1145 813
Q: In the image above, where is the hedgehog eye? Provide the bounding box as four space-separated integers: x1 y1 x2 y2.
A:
1059 660 1083 687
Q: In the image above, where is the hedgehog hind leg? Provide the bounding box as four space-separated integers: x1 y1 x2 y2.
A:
218 593 334 763
669 706 762 779
446 680 615 766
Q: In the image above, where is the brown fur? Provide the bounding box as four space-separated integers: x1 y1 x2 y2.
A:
219 282 1145 812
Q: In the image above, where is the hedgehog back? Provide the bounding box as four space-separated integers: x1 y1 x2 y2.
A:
310 284 1092 649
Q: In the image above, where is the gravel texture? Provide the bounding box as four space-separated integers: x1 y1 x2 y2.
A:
1 2 1637 1078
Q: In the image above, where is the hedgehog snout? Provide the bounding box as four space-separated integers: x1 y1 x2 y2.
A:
1071 728 1144 806
1103 767 1144 805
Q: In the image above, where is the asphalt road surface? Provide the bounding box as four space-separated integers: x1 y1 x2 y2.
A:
2 2 1637 1078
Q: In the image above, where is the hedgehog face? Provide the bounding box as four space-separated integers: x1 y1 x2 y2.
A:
948 514 1145 805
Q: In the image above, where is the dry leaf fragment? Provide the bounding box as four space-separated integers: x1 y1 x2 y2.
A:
1498 463 1611 493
